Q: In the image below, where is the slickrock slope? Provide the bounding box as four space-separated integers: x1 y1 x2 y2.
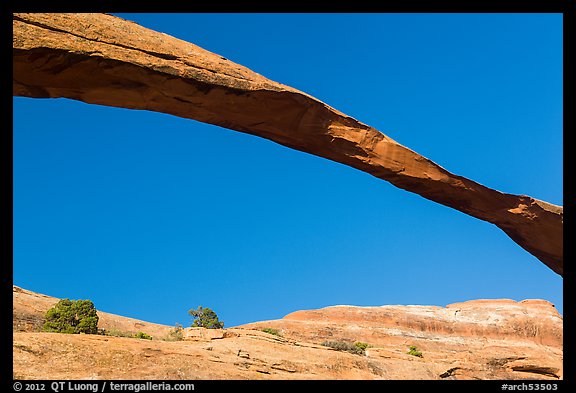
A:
13 286 173 339
243 300 563 379
13 286 562 380
12 13 563 275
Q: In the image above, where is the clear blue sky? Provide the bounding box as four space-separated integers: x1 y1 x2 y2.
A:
13 13 563 328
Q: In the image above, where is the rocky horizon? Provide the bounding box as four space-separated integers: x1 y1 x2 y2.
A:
13 285 563 380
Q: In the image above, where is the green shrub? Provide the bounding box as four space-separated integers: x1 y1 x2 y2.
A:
407 345 423 358
42 299 99 334
134 331 153 340
189 306 224 329
321 340 367 355
354 342 370 352
261 328 282 337
165 323 184 341
102 328 133 338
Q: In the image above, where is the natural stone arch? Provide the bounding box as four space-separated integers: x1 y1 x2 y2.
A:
12 13 563 276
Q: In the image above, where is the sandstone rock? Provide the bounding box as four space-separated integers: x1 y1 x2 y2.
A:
183 327 226 341
242 300 563 380
12 13 563 275
13 286 562 380
12 285 173 339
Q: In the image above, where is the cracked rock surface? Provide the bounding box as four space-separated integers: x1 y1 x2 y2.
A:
14 286 563 380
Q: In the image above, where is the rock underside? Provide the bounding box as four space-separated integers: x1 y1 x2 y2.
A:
13 286 563 380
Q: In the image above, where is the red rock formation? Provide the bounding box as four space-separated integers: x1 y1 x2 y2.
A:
12 13 563 275
249 299 563 348
242 299 563 379
13 286 562 380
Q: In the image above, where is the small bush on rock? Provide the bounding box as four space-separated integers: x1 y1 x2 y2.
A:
101 328 132 338
134 331 153 340
165 323 184 341
321 340 368 355
261 328 282 337
408 345 423 358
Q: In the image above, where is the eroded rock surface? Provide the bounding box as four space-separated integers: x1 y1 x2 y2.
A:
13 286 562 380
243 299 563 380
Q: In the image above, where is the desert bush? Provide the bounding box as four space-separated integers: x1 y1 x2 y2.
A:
42 299 99 334
261 327 282 337
164 323 184 341
134 331 153 340
321 340 367 355
407 345 423 358
354 342 370 352
102 328 133 338
189 306 224 329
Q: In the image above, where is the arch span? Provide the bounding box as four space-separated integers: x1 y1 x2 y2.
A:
12 13 563 276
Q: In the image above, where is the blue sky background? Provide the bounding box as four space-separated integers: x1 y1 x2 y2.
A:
13 13 563 328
